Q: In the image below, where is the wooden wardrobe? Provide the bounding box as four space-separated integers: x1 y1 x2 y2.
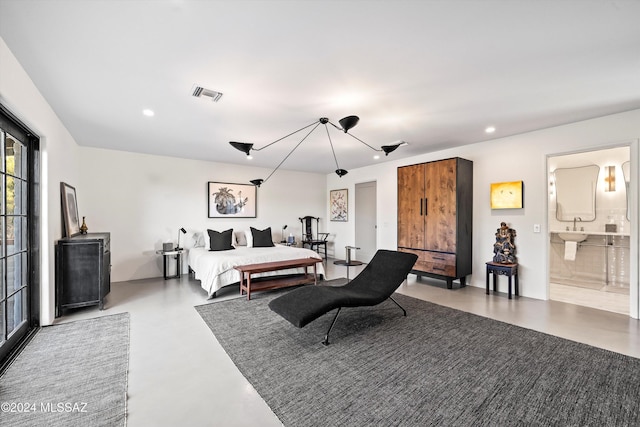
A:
397 157 473 288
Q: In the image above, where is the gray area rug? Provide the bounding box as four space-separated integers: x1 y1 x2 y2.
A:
196 292 640 426
0 313 129 427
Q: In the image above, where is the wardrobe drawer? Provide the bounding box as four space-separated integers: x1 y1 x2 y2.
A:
399 248 456 277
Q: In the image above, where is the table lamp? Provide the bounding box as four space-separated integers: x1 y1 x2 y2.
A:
175 227 187 251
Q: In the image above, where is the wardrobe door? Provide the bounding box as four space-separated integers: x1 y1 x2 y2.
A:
424 158 457 253
397 164 425 249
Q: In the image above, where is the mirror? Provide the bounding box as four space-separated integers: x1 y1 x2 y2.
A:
622 161 630 221
554 165 599 221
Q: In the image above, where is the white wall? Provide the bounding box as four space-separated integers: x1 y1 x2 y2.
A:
327 110 640 313
77 148 327 282
1 37 82 326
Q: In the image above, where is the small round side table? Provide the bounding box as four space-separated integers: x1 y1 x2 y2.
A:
333 259 364 282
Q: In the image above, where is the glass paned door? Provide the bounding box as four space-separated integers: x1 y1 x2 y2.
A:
0 127 29 350
0 105 38 369
0 130 28 340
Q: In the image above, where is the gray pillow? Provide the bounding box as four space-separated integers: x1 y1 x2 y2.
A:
250 227 274 248
207 229 235 251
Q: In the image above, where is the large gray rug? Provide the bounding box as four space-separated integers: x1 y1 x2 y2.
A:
0 313 129 427
196 293 640 426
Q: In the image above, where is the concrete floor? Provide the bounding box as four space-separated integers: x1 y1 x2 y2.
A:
56 260 640 427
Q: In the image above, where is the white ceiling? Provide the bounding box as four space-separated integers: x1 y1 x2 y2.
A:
1 0 639 175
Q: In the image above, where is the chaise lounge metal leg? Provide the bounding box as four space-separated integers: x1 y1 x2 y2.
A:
388 296 406 316
322 308 342 346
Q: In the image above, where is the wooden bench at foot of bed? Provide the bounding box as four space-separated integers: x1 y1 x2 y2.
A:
234 257 323 300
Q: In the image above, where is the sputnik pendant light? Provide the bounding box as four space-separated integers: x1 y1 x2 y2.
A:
229 115 404 186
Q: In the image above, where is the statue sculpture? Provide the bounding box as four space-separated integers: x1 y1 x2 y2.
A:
493 222 517 264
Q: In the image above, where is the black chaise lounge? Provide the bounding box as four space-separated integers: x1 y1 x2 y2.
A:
268 249 418 345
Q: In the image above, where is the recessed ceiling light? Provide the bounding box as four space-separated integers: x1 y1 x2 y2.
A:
373 155 380 160
142 109 155 117
485 126 496 133
247 155 253 160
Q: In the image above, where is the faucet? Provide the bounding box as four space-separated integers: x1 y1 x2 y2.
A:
573 217 582 231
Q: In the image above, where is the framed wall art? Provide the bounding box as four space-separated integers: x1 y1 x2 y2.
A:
330 188 348 221
208 181 257 218
490 181 524 209
60 182 81 237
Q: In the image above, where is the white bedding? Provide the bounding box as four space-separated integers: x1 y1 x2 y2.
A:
188 244 326 297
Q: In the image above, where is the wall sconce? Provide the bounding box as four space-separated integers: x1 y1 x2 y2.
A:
175 227 187 250
604 165 616 192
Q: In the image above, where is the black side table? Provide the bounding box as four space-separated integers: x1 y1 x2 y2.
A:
157 249 184 280
486 261 519 299
333 259 364 282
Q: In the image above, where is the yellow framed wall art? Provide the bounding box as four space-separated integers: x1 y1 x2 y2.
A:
490 181 524 209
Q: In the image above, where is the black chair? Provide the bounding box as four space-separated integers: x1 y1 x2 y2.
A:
268 249 418 345
299 216 328 260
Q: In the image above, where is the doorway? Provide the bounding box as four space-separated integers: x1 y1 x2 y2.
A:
547 146 632 315
0 105 40 369
355 181 376 262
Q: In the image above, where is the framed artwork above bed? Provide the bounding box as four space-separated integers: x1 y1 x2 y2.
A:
208 181 257 218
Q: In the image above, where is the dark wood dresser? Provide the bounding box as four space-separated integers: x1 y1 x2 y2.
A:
55 232 111 317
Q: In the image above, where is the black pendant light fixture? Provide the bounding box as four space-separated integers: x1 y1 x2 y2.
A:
229 115 404 186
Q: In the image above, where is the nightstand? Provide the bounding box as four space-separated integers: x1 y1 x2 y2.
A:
156 249 184 280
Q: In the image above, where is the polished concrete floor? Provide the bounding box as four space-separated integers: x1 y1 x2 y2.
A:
56 260 640 427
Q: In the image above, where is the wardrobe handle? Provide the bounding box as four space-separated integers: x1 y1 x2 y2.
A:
424 198 428 215
420 198 423 216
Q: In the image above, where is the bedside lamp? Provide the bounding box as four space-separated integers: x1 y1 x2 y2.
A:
281 225 288 243
175 227 187 251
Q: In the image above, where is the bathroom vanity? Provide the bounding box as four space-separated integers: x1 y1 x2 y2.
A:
550 230 630 288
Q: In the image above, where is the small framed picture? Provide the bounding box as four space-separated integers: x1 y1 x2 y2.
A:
490 181 524 209
330 189 348 221
60 182 81 237
208 182 257 218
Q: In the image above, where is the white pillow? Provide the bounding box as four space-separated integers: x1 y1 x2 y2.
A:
235 230 247 246
244 230 253 248
193 232 205 248
204 230 211 250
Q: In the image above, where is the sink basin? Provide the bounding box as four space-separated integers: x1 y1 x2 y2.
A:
557 232 588 242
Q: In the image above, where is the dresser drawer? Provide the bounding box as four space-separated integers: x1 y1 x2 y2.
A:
399 248 456 277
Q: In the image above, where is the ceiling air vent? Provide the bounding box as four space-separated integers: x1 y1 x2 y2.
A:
191 84 223 102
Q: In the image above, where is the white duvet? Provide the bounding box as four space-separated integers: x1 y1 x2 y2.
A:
188 244 326 297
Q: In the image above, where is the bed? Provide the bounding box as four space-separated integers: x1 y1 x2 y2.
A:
189 244 326 298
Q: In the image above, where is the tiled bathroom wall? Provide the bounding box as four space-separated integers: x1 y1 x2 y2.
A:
550 233 631 290
549 207 630 235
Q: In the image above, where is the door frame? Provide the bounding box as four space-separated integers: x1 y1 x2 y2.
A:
0 104 41 371
355 181 377 263
545 140 638 319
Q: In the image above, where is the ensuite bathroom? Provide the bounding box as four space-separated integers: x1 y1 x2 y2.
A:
548 146 631 315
